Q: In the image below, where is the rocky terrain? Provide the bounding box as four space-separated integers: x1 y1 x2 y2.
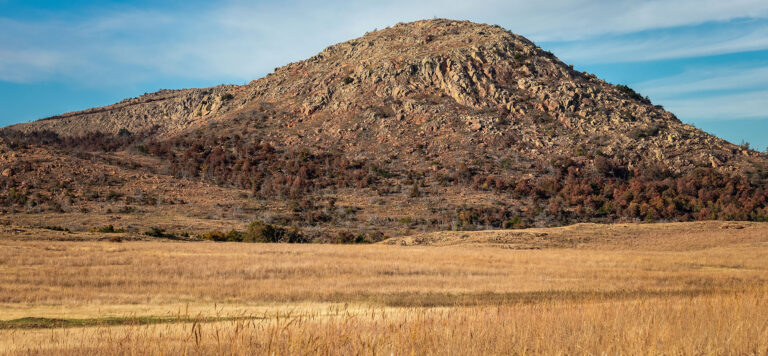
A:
2 19 767 241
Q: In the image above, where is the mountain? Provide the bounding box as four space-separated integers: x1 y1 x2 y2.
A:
2 19 767 241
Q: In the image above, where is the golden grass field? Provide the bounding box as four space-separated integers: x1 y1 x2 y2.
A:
1 221 767 354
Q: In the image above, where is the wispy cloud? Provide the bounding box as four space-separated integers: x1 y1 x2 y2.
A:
658 90 768 121
518 0 768 41
2 0 768 85
548 21 768 64
0 13 184 84
637 65 768 98
628 60 768 122
1 0 767 150
0 48 69 82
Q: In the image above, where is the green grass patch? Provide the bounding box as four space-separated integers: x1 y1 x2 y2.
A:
0 315 266 330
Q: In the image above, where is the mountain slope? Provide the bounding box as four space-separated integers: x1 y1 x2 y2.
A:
13 20 755 169
3 19 767 240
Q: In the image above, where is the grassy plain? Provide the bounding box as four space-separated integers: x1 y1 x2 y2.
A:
1 221 767 354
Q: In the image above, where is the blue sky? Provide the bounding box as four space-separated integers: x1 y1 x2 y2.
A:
1 0 766 150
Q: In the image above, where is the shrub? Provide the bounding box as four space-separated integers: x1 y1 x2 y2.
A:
630 125 661 139
367 231 385 243
9 188 27 205
105 191 122 201
503 217 523 229
334 231 357 244
91 225 126 233
242 220 306 243
201 229 243 242
201 230 225 241
283 227 306 243
243 220 279 242
409 183 420 198
739 140 751 150
615 84 649 103
42 225 70 232
118 206 136 214
145 227 175 238
594 157 630 179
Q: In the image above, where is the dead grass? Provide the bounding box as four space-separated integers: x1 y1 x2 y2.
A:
3 290 767 355
387 220 768 250
2 237 767 307
1 222 767 354
3 212 248 241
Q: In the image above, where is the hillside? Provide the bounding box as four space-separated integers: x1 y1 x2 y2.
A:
2 19 767 241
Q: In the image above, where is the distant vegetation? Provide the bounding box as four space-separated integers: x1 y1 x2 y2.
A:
615 84 651 104
144 227 177 239
41 225 70 232
90 225 126 234
201 220 307 243
1 128 767 241
630 125 661 139
1 17 767 241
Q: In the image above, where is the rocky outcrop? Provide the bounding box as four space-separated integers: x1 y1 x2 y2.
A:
1 19 767 235
10 86 243 136
6 19 760 172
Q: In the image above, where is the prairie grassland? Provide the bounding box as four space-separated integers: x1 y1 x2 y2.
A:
3 289 768 355
1 222 767 354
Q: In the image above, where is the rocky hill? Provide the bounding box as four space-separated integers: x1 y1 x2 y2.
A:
2 19 767 241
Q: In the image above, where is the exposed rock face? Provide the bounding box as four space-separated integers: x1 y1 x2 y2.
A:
232 19 751 172
10 19 748 172
2 19 767 236
12 86 242 137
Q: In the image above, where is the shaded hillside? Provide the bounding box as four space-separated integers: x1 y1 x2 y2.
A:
2 19 768 240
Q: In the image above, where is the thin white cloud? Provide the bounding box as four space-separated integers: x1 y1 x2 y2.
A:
0 48 68 82
658 90 768 121
1 0 768 85
528 0 768 41
0 14 181 84
549 23 768 64
636 65 768 98
630 62 768 122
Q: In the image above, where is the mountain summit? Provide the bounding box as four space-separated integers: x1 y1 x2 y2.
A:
3 19 767 240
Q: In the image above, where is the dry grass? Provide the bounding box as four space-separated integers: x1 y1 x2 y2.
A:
387 220 768 250
3 290 768 355
1 222 768 354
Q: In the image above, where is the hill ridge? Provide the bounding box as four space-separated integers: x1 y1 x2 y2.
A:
2 19 767 240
